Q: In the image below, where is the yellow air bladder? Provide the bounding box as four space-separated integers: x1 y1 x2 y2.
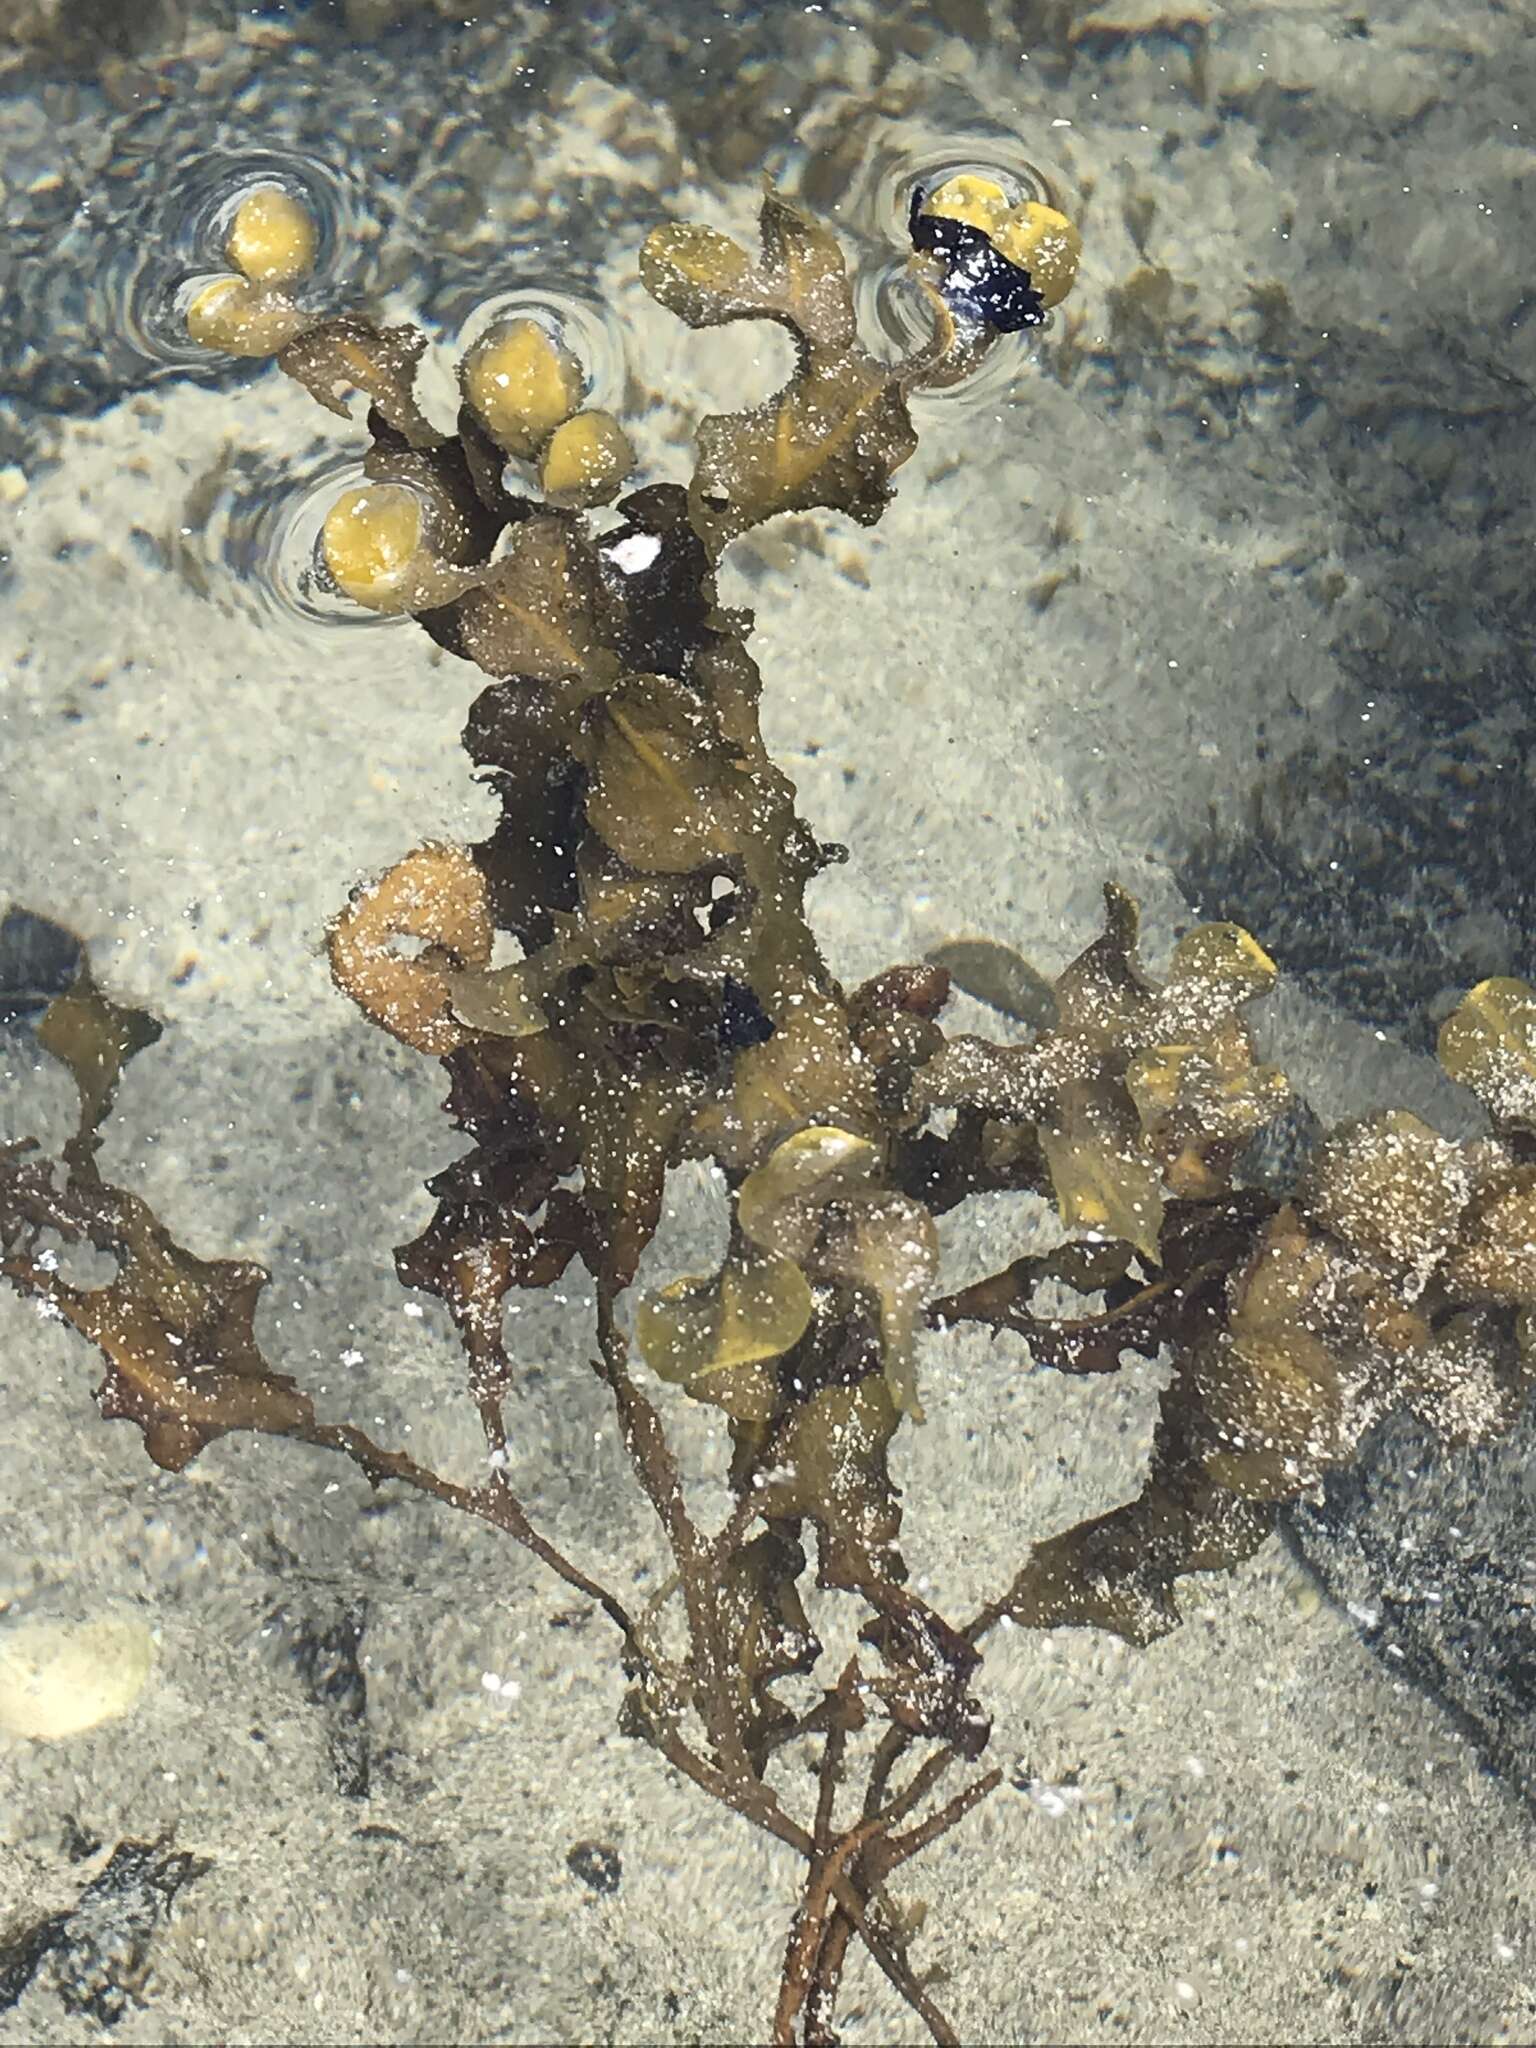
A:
183 184 319 358
539 409 636 508
184 275 306 357
226 184 318 286
319 484 425 611
924 172 1082 310
462 317 586 459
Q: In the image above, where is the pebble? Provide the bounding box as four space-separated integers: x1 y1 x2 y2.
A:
0 1615 155 1740
566 1839 622 1895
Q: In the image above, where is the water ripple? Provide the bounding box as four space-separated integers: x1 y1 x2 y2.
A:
114 147 356 377
189 446 407 652
825 126 1073 409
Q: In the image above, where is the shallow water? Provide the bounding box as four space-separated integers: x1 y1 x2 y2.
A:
2 3 1534 2042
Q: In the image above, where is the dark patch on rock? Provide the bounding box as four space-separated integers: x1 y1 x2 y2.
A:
275 1597 371 1799
566 1839 622 1896
0 906 84 1029
0 1835 212 2024
1285 1401 1536 1809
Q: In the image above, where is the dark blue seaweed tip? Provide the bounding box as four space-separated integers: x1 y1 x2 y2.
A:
907 184 1047 335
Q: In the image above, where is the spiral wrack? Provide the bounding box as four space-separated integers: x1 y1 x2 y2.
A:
909 173 1080 332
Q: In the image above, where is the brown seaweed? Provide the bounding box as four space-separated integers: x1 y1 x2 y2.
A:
3 176 1534 2046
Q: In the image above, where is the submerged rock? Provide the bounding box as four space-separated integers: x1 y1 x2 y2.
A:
1285 1402 1536 1810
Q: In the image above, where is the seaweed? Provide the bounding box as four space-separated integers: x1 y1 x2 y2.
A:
3 174 1534 2043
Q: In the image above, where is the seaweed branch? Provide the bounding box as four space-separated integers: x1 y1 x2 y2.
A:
3 171 1533 2043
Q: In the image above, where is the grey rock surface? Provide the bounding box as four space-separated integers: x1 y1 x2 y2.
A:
1287 1407 1536 1815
